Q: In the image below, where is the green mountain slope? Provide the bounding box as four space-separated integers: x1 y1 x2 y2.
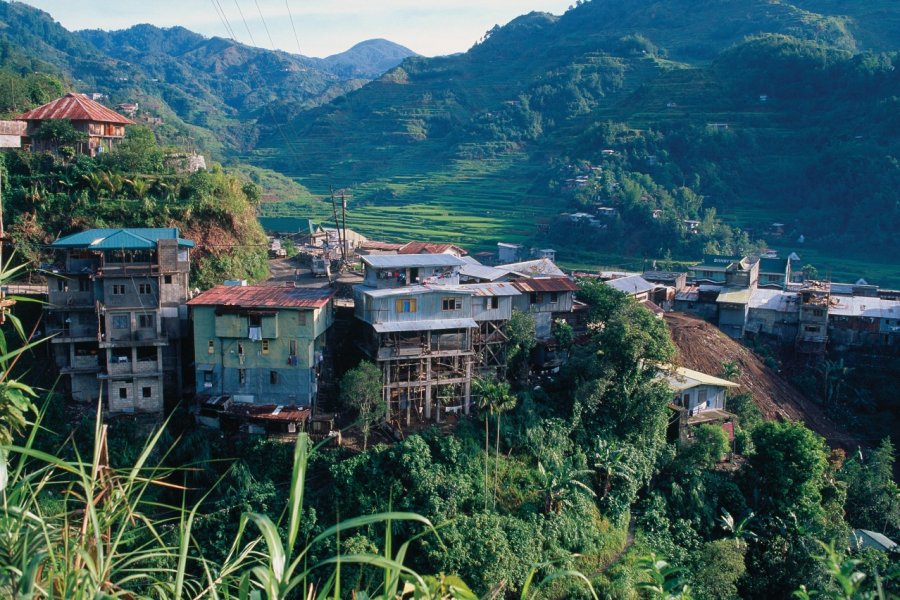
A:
252 0 900 285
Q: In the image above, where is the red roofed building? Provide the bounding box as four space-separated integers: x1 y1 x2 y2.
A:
398 241 468 257
17 92 134 157
188 282 335 407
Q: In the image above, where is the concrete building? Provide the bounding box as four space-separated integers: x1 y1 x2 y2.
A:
353 254 476 423
46 228 193 414
188 283 334 407
796 280 831 354
757 257 792 289
660 366 739 443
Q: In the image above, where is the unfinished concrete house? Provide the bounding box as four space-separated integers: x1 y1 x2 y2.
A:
46 228 193 415
353 254 477 423
796 280 831 354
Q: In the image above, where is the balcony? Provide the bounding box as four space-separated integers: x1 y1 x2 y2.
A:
49 326 97 343
101 329 166 347
48 291 95 309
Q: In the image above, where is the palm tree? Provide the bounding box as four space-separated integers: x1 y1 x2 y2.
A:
719 509 757 547
591 438 635 501
490 382 516 511
128 177 152 200
473 378 517 511
473 377 493 512
537 459 596 515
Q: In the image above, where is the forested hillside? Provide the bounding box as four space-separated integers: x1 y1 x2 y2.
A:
251 0 900 284
0 1 415 156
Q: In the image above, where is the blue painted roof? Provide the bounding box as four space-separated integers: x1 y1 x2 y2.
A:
52 228 195 249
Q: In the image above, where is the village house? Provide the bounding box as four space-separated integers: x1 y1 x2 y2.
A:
398 241 467 257
17 92 134 157
353 253 477 423
258 217 318 244
46 228 193 415
497 242 524 264
510 276 578 341
0 120 26 148
189 282 333 410
660 366 739 443
757 257 792 289
796 280 831 354
744 288 800 341
828 295 900 349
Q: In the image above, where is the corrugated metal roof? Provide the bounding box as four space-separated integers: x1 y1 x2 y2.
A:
437 282 520 297
829 296 900 319
749 289 799 312
398 241 467 255
257 217 316 234
52 228 194 249
373 318 477 333
460 264 509 281
496 258 565 277
227 403 311 422
361 284 471 298
605 275 655 296
512 277 577 293
361 254 466 269
716 287 753 304
660 366 740 391
17 93 135 124
188 284 334 308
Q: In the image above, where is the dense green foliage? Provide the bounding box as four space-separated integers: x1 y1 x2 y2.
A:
1 120 268 287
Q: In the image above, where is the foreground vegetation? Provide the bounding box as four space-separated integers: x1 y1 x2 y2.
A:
0 275 896 598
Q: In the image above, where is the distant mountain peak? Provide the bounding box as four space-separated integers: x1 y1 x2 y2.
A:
321 38 418 79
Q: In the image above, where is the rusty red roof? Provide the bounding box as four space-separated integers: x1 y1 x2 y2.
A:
187 284 334 309
399 241 467 256
17 93 135 125
360 241 405 251
227 404 311 423
512 277 578 293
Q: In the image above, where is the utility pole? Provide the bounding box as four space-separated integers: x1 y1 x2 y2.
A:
328 187 345 267
341 191 348 265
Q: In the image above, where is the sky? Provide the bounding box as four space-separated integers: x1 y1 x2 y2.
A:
17 0 575 58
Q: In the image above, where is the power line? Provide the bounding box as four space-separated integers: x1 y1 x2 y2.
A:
232 0 258 47
285 0 303 55
254 0 279 51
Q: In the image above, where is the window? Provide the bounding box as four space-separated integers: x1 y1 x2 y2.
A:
289 340 298 357
249 315 262 327
298 312 307 325
163 275 173 284
56 279 67 292
78 279 91 292
203 371 213 385
112 315 129 330
119 387 128 399
488 297 499 310
529 293 539 305
442 297 462 311
395 298 417 313
112 284 126 295
261 340 270 354
238 369 246 385
139 283 152 294
142 387 152 398
805 325 820 333
138 314 155 329
208 340 215 354
238 343 244 356
136 347 156 362
682 393 690 407
549 292 559 303
270 371 278 384
812 309 824 317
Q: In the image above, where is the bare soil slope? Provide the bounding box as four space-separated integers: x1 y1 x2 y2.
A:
664 312 862 449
